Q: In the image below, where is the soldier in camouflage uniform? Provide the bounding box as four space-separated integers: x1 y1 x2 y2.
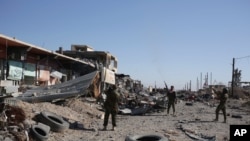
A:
213 87 228 123
167 85 177 116
103 85 119 131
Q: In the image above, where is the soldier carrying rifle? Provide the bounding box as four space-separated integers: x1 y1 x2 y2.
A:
164 81 177 116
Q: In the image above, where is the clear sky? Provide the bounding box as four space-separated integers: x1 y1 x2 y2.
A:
1 0 250 90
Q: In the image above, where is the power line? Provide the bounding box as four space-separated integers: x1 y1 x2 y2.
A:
235 55 250 60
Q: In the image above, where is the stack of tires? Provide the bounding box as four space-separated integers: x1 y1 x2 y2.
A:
30 111 70 141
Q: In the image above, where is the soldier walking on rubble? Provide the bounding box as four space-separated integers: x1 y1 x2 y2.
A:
167 85 177 116
213 87 228 123
103 85 120 131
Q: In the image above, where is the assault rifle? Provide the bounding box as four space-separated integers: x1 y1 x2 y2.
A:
164 81 169 94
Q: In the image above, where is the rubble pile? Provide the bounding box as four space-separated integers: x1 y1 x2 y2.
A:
0 98 103 141
232 87 250 99
0 86 249 140
0 71 171 140
0 103 30 141
242 100 250 108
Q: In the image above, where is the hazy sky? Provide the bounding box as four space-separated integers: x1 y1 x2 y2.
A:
1 0 250 90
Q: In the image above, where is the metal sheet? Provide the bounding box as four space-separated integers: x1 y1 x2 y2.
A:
102 67 115 85
50 71 63 79
13 71 99 103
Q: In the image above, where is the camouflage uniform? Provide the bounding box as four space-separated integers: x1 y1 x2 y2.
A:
167 88 176 115
103 86 119 130
214 88 228 123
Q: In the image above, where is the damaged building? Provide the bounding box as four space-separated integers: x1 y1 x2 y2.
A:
55 44 118 96
0 34 118 100
115 73 143 93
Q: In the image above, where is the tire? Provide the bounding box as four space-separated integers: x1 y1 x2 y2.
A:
30 124 49 141
231 114 243 118
125 134 169 141
185 102 193 106
38 111 69 132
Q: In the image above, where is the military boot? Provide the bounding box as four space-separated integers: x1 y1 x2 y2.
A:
214 114 218 122
173 112 176 117
102 126 107 131
223 118 227 123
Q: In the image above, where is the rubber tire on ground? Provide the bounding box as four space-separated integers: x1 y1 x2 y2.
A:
38 111 69 132
125 134 169 141
30 124 49 141
231 114 243 118
185 102 193 106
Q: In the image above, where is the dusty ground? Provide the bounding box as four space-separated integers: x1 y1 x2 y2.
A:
15 98 250 141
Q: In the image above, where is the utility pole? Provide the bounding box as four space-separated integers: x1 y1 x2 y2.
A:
155 81 156 92
190 80 192 91
231 58 235 97
210 72 212 85
207 72 208 86
200 73 202 89
197 77 199 91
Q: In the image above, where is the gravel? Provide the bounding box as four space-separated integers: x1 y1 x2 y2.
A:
13 98 250 141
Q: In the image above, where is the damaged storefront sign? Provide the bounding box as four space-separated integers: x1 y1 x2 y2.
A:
24 62 36 77
7 60 23 80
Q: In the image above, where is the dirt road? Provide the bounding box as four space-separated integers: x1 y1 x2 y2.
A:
23 98 249 141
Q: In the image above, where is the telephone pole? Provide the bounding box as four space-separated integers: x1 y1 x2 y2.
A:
190 80 192 91
200 73 202 89
231 58 235 97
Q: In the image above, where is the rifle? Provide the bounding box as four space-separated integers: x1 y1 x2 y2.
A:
164 81 169 94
